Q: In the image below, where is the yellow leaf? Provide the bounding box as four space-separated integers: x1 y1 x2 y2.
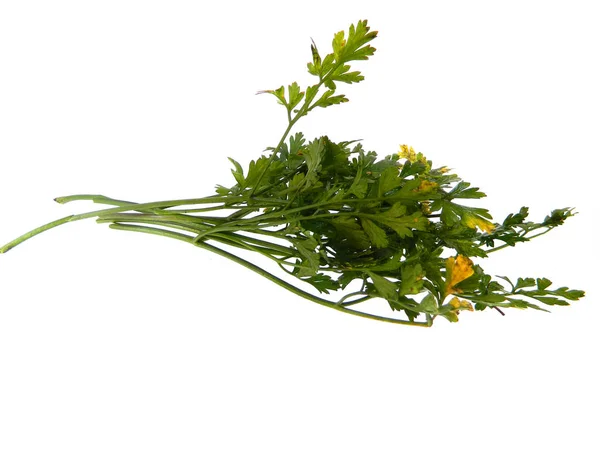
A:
448 296 474 312
416 180 438 192
398 144 417 162
445 255 475 296
462 214 495 234
460 299 474 311
449 297 461 308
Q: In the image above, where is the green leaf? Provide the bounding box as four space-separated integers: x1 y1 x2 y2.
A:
469 293 507 304
258 85 287 107
302 274 339 294
281 132 306 166
515 277 536 289
440 236 489 258
303 138 325 188
542 208 575 227
378 166 402 197
440 202 461 226
331 216 371 250
332 30 346 60
508 275 584 309
320 53 335 74
310 90 348 110
307 20 376 102
381 202 407 218
502 207 530 227
386 213 429 238
287 82 305 111
245 155 282 190
369 272 398 302
348 176 368 199
387 178 438 201
553 287 585 300
399 263 424 295
531 296 569 307
487 281 505 292
361 218 388 248
369 251 403 272
506 298 549 312
324 78 336 90
393 297 422 318
447 181 486 199
215 185 231 196
289 132 306 153
536 277 552 290
307 38 322 76
438 225 488 258
371 207 429 238
341 20 378 62
228 157 245 187
293 238 320 277
288 172 305 192
420 294 438 314
331 70 364 85
328 64 365 85
337 271 364 289
399 160 428 178
439 201 493 232
496 275 515 291
320 137 351 175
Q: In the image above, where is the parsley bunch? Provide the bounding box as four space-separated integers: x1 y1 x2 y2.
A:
0 20 584 327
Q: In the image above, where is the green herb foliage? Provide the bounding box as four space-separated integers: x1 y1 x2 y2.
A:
0 20 584 327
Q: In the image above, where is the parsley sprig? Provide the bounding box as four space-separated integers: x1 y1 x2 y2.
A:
0 20 584 327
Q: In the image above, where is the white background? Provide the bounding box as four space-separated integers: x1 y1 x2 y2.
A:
1 1 598 449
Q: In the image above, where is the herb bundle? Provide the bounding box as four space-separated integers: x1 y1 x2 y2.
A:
1 20 584 327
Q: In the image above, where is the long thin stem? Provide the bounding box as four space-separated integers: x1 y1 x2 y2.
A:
1 194 275 253
485 228 553 254
191 209 377 241
106 223 430 327
97 214 298 259
212 194 424 230
339 295 371 307
0 215 77 253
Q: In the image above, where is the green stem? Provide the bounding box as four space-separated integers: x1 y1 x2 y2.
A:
210 232 300 266
57 193 287 209
192 210 365 241
97 214 297 259
99 212 224 226
485 227 553 254
0 215 77 253
107 223 430 327
248 120 297 197
339 295 371 307
218 194 425 230
0 194 279 253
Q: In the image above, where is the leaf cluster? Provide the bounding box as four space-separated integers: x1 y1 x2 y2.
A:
0 20 584 327
209 20 584 325
259 20 376 121
214 126 583 325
